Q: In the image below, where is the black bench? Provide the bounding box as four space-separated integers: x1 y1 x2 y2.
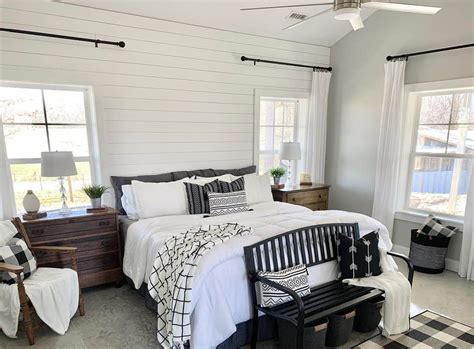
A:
243 223 414 349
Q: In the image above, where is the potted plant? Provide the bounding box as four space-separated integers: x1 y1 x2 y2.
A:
83 185 108 209
270 166 286 185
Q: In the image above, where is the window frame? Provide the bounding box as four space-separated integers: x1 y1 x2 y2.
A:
398 78 474 222
253 89 310 175
0 81 101 212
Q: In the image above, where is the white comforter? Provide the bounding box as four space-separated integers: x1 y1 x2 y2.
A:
123 202 392 349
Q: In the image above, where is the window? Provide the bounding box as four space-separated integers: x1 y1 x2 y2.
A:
405 88 473 217
0 84 98 213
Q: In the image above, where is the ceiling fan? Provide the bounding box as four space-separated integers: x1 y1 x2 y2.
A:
240 0 441 31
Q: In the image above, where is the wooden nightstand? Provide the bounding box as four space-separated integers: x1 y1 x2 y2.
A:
21 208 123 288
272 184 330 211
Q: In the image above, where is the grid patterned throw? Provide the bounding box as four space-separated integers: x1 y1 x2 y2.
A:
356 310 474 348
148 223 252 349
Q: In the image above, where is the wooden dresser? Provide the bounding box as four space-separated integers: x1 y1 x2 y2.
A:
21 208 123 288
272 184 330 211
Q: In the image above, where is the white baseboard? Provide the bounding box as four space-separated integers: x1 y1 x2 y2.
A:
391 244 459 273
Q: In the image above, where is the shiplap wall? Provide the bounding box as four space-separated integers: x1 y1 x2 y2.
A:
0 1 330 190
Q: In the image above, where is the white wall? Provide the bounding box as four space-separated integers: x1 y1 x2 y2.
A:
326 0 473 265
0 0 329 201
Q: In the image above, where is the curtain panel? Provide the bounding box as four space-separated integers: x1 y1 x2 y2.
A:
459 163 474 281
0 120 16 220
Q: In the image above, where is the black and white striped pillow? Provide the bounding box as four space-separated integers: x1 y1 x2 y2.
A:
184 180 220 214
257 264 310 308
218 177 245 193
0 234 37 285
208 190 249 216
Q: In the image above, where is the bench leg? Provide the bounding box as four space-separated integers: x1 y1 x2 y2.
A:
250 306 258 349
296 323 303 349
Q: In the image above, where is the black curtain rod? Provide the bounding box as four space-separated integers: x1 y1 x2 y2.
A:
0 27 126 48
387 43 473 61
241 56 332 72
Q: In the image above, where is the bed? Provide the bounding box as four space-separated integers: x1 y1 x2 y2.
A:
121 201 392 349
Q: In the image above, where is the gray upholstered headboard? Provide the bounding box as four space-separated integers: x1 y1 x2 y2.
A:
110 165 256 214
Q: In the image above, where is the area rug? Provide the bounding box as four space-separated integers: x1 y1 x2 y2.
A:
354 310 474 348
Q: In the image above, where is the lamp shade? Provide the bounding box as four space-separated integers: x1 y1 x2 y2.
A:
280 142 301 160
41 151 77 177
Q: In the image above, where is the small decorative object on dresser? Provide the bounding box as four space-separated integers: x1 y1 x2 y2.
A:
20 208 123 288
22 190 47 220
272 183 330 211
83 185 108 211
269 166 286 186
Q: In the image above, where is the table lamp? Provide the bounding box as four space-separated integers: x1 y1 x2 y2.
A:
280 142 301 186
41 151 77 215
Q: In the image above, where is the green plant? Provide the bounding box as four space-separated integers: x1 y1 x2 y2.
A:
270 166 286 178
83 185 108 199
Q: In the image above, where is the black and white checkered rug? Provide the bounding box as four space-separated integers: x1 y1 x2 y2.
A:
355 310 474 348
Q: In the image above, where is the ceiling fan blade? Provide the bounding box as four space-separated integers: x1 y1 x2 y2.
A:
350 15 364 31
282 7 333 30
241 2 333 11
362 1 441 15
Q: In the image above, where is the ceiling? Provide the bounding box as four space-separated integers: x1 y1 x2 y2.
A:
60 0 378 47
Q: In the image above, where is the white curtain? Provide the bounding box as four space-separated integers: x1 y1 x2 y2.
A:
0 121 16 220
305 70 332 183
372 60 407 235
459 163 474 281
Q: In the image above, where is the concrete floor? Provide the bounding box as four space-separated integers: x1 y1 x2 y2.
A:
1 266 472 348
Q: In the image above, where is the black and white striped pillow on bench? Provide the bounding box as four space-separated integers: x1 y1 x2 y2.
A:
257 264 311 308
208 190 249 216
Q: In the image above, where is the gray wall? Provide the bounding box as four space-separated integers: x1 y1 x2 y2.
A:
326 0 473 263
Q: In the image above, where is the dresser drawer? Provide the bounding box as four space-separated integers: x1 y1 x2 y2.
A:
25 216 117 242
287 189 328 205
304 202 328 211
38 251 121 273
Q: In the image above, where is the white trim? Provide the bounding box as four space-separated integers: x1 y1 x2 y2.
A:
395 210 464 228
391 243 460 273
404 77 474 94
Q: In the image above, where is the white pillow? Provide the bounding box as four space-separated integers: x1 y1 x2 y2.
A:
0 220 18 246
131 180 188 219
120 185 139 220
244 173 274 205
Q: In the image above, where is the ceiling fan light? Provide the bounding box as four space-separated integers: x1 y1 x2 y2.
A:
334 7 360 21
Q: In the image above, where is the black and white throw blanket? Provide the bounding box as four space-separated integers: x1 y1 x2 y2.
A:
147 223 253 349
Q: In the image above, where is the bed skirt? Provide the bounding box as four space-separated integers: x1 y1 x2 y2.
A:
126 277 277 348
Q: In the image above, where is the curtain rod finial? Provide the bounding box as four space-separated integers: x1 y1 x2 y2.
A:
386 56 393 61
118 41 126 48
241 56 247 61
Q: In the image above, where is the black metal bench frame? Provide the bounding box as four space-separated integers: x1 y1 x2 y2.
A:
244 223 414 349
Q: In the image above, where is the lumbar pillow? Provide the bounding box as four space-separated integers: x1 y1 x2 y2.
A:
0 220 18 246
131 180 188 219
120 185 139 220
417 214 459 238
0 234 37 284
218 176 245 193
243 173 273 205
184 180 220 215
208 190 250 217
257 264 310 307
337 231 381 279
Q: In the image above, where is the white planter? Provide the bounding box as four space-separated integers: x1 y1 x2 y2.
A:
23 190 40 213
91 198 102 209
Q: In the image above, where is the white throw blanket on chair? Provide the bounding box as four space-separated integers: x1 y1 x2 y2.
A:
344 249 411 336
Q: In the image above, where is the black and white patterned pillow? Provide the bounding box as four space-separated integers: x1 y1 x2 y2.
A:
208 190 249 216
184 180 220 214
337 230 381 279
218 177 245 193
417 214 459 237
0 233 37 284
257 264 310 308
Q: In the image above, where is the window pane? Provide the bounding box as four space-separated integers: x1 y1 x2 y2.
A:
0 87 45 123
260 101 275 126
274 102 284 126
43 90 86 124
419 94 453 124
3 125 49 159
416 125 449 153
259 153 280 175
49 125 90 156
409 156 468 216
11 162 92 213
451 93 473 124
283 126 294 143
284 102 296 126
259 126 275 151
447 125 474 154
274 126 283 151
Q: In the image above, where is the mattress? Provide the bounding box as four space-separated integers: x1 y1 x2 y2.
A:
122 201 392 349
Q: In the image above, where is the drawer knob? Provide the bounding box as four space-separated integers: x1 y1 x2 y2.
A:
292 198 296 202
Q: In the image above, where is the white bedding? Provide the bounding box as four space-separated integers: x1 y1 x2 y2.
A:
123 202 392 349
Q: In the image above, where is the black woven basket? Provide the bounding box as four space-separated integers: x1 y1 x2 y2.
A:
409 229 451 274
354 296 384 332
325 308 355 347
277 317 328 349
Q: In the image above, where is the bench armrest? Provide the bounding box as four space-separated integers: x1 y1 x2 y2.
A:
31 246 77 253
388 251 414 286
254 274 305 323
0 262 24 274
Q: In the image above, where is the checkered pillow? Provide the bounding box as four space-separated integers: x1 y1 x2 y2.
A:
0 233 37 285
417 214 459 238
